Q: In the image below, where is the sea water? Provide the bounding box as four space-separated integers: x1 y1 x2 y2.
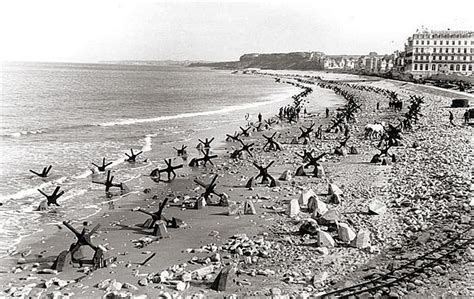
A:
0 62 342 258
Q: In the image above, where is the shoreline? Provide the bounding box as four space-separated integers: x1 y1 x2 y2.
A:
1 70 472 298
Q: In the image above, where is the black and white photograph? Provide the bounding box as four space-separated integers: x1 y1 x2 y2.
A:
0 0 473 297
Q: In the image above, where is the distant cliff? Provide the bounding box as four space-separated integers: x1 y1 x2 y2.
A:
189 52 325 70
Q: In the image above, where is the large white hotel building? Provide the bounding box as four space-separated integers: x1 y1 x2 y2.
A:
403 30 473 78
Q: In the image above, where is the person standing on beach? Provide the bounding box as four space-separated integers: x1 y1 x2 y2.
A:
258 113 262 123
449 111 456 126
326 107 329 118
376 102 380 110
464 109 469 124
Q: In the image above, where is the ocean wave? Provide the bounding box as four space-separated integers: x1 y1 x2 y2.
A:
1 129 46 138
0 176 68 202
97 95 292 127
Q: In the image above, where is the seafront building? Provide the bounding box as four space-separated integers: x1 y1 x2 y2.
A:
402 29 474 79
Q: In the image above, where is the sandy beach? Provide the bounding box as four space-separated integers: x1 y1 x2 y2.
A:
1 70 472 298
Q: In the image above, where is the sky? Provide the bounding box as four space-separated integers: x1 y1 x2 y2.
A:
1 0 473 63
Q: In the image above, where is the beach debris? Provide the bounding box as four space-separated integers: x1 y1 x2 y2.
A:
198 137 215 151
189 150 218 167
29 165 52 178
354 230 371 249
149 159 183 183
153 221 169 238
173 145 188 157
279 170 292 181
211 265 236 291
295 166 306 176
368 199 387 215
245 177 257 189
286 199 300 217
334 136 350 156
317 230 335 247
349 146 358 155
303 152 327 177
318 209 342 225
51 250 73 272
296 149 315 163
243 200 257 215
337 222 356 243
299 218 319 235
92 158 112 172
139 253 156 266
251 161 276 186
92 170 126 193
262 132 282 151
37 186 64 207
239 126 252 137
298 123 315 143
136 198 169 228
58 221 108 270
299 189 317 206
328 183 343 196
308 196 328 217
313 271 329 286
370 144 395 164
194 174 224 204
125 148 142 162
230 139 254 159
228 203 242 216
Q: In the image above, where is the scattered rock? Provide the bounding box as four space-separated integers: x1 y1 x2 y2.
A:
286 199 300 217
317 230 335 247
354 229 371 249
368 200 387 215
279 170 293 181
299 189 317 206
337 223 356 243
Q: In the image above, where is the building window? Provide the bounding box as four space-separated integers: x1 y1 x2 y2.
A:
415 48 419 53
416 40 419 45
469 65 472 71
440 41 443 45
458 40 461 45
414 64 418 70
465 41 468 45
432 56 436 61
434 40 437 45
427 41 430 45
452 41 455 45
456 65 460 71
432 65 436 71
462 65 466 71
433 48 436 53
451 56 454 60
445 48 449 53
458 48 461 53
421 40 424 45
450 65 454 71
451 48 455 53
464 56 467 60
464 48 467 53
425 64 428 70
421 48 424 53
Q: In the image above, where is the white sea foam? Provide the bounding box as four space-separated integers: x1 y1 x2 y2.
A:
97 95 290 127
0 176 68 202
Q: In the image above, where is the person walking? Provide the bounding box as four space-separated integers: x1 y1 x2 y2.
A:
449 111 456 126
325 107 329 118
464 109 470 124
